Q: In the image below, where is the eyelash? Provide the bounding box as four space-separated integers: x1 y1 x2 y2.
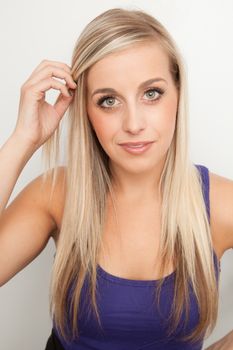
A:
96 87 165 110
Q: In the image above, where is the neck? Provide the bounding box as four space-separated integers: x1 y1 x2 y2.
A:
109 157 166 201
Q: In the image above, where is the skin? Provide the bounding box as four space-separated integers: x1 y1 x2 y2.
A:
2 45 229 347
85 41 233 259
205 330 233 349
86 41 178 201
85 41 233 349
1 44 233 347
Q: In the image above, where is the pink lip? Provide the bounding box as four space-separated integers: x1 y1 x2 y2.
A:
120 141 154 155
119 141 153 146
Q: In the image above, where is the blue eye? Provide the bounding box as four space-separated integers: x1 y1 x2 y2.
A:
98 96 116 108
145 89 159 99
96 87 164 110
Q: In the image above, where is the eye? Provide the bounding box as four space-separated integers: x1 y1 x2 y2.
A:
96 87 164 110
96 95 118 109
143 88 164 101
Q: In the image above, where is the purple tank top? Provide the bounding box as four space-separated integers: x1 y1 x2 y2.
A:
53 164 220 350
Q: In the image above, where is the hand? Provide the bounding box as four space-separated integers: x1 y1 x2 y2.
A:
13 59 77 149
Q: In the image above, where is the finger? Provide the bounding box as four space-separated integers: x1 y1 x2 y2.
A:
25 78 73 99
28 60 72 80
26 66 77 90
53 91 74 118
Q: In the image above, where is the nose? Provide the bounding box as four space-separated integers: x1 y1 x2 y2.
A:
122 102 146 134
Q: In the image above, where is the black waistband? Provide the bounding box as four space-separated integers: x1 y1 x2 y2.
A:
44 329 65 350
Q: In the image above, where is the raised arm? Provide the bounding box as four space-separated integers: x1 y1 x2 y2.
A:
0 166 60 286
0 59 76 286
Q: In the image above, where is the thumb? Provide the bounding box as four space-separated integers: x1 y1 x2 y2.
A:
54 90 74 119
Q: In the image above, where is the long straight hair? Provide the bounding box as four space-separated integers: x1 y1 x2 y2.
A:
41 7 219 345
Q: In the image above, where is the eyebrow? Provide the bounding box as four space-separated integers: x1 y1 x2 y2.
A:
90 77 167 98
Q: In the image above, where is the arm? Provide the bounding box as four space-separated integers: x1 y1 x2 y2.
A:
0 164 66 287
0 59 74 216
0 133 36 214
205 329 233 349
209 171 233 257
207 173 233 349
0 59 74 286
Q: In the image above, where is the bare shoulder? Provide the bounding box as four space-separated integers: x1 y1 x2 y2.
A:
209 170 233 259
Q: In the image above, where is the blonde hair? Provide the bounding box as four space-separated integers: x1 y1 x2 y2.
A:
42 7 219 345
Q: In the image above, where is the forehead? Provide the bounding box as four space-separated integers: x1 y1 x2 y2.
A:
86 42 171 89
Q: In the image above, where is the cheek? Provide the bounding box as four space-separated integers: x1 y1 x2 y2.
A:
161 94 177 131
163 105 177 134
92 122 110 143
153 97 177 146
87 111 117 149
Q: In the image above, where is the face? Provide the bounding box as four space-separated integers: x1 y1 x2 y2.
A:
86 41 178 177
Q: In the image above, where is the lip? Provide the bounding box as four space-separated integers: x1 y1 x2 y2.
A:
119 141 153 146
119 141 154 155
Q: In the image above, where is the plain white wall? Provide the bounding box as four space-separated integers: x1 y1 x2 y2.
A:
0 0 232 349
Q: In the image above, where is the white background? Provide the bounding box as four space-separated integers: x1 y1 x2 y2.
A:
0 0 233 349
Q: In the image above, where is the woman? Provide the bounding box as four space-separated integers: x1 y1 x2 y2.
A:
0 7 232 350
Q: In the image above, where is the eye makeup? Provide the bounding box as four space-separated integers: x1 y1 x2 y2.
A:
96 87 165 110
